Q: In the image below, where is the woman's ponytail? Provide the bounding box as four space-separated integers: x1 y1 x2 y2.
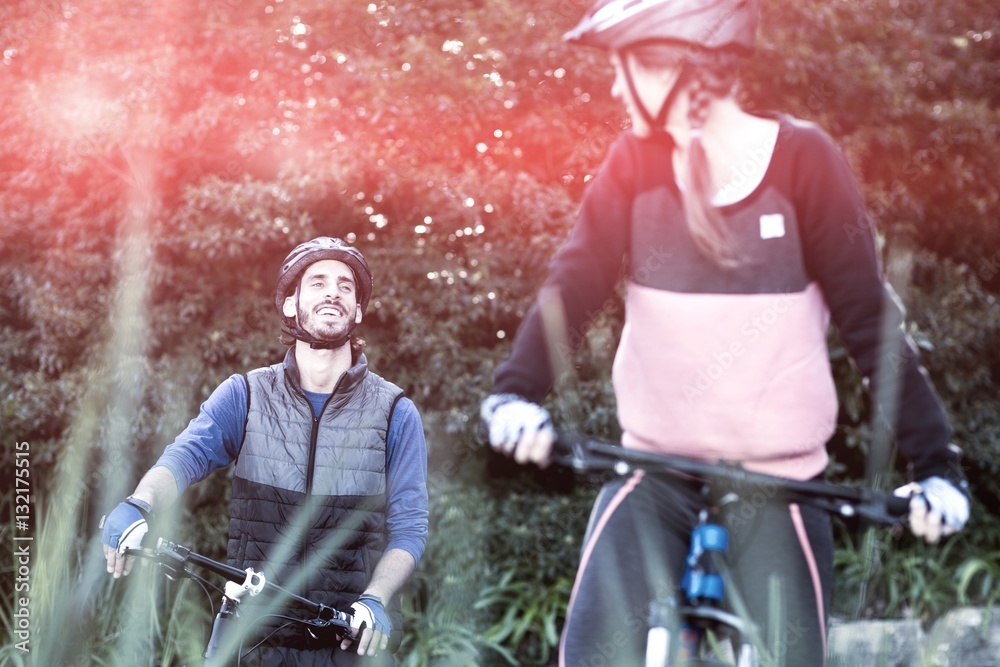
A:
681 60 742 269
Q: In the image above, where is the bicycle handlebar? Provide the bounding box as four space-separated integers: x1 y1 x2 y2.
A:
125 538 353 632
551 433 911 526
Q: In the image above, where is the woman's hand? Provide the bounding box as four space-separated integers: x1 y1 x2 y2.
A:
480 394 556 467
894 476 970 543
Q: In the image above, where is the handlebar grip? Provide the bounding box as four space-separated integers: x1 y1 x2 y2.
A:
886 493 911 519
551 432 578 458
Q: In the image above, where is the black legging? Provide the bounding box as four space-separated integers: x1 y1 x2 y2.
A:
242 645 395 667
560 470 834 667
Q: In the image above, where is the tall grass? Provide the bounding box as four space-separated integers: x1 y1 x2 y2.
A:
0 157 210 666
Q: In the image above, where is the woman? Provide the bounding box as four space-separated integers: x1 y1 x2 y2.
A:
481 1 969 664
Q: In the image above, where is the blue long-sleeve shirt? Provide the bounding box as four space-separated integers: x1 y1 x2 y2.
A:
154 374 429 565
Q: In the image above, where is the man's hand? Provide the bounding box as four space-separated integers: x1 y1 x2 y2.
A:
342 593 391 656
894 476 970 544
480 393 555 467
100 497 150 578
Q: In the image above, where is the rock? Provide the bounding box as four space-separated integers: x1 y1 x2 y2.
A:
825 608 1000 666
827 618 924 667
922 607 1000 667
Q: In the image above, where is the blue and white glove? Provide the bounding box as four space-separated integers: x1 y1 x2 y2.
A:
101 497 151 554
480 393 555 466
894 476 969 544
347 593 391 656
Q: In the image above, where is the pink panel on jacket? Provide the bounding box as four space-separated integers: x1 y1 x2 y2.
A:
613 281 837 480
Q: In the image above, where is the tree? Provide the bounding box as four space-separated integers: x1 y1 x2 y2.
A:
1 1 997 664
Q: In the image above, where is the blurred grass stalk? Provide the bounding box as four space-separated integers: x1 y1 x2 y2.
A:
26 153 174 666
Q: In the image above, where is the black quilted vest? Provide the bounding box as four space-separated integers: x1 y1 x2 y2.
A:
227 349 404 650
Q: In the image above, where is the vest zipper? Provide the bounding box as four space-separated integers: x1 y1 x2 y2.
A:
304 391 337 497
302 401 328 567
304 416 320 497
298 371 345 566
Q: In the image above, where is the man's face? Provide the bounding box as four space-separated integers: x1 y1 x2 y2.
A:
283 259 362 341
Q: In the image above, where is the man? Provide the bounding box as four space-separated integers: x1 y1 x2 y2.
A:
102 237 428 666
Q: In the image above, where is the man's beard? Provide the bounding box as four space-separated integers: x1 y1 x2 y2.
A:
297 302 355 344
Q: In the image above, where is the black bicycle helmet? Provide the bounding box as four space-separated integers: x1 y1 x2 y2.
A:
564 0 759 55
275 237 373 348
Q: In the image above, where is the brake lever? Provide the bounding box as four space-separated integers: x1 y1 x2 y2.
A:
122 545 193 581
314 604 352 628
301 608 354 644
804 494 909 527
551 436 634 474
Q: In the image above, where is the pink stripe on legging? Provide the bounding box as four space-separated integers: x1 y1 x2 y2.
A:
559 470 646 667
789 502 826 661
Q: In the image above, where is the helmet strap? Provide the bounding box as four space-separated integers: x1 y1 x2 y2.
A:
282 324 352 350
621 50 691 137
282 292 356 350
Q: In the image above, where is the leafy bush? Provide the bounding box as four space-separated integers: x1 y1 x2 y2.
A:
2 0 998 665
475 571 572 666
397 467 594 667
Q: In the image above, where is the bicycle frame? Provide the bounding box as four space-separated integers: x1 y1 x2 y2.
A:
552 433 909 667
643 507 761 667
126 538 353 666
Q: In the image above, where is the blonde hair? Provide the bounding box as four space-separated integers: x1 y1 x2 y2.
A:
631 46 743 268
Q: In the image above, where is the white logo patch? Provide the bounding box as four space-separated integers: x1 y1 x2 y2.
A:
759 214 786 240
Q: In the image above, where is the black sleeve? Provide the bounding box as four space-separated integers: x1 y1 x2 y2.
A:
793 126 962 483
493 137 635 403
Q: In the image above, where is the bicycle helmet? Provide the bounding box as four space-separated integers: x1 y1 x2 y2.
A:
275 237 373 348
564 0 759 55
564 0 759 138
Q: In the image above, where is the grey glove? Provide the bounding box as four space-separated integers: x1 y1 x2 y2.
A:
480 393 555 466
894 476 969 543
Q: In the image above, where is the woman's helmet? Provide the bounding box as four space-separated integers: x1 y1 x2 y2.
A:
567 1 759 269
564 0 759 54
564 0 759 135
275 237 373 348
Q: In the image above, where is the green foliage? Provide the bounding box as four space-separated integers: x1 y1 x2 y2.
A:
903 253 1000 505
399 609 516 667
825 247 1000 537
835 528 962 622
834 507 1000 625
474 486 591 665
397 472 592 666
475 571 573 666
1 0 998 665
744 0 1000 270
955 554 1000 611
